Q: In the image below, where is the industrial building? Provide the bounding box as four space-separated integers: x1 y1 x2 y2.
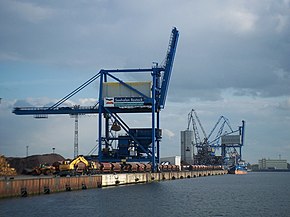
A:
180 130 194 165
258 158 288 170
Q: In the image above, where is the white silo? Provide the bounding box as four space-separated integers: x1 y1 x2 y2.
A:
181 130 194 165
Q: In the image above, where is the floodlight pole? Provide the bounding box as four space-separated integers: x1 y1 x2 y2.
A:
26 145 29 157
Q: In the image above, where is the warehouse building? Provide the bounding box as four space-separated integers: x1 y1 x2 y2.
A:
258 158 288 170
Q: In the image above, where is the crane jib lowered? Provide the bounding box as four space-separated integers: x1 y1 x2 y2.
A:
12 27 179 172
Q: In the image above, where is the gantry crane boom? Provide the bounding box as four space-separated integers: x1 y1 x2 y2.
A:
13 105 98 116
159 27 179 109
13 28 179 116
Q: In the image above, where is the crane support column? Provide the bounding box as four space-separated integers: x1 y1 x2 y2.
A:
240 120 245 160
74 113 79 158
151 67 157 172
157 110 160 165
98 71 104 162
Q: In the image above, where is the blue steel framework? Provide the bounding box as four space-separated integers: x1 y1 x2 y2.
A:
187 109 246 165
13 28 179 172
220 120 245 165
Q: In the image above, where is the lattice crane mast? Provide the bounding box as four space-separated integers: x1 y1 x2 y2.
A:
187 109 213 165
187 109 208 148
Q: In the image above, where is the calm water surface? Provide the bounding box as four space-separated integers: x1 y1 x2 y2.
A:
0 172 289 217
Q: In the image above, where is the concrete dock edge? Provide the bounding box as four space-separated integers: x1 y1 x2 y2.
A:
0 170 227 199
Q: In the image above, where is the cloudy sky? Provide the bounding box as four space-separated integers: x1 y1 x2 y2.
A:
0 0 289 164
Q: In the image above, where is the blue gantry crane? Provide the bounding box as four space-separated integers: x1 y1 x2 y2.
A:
220 120 245 166
13 27 179 172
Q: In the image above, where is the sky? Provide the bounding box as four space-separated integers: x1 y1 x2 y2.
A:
0 0 290 164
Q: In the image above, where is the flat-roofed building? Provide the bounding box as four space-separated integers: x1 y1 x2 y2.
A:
258 158 287 170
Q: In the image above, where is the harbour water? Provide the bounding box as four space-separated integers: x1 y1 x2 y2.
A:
0 172 289 217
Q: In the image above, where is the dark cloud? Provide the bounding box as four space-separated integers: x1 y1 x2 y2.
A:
1 1 289 100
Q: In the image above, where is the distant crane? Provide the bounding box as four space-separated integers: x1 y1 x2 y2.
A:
187 109 208 148
221 120 245 166
207 116 234 150
187 109 213 165
186 109 245 166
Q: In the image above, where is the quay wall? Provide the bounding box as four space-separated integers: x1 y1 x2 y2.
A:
0 170 227 199
0 176 102 198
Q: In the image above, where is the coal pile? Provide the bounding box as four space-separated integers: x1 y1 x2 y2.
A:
7 153 65 174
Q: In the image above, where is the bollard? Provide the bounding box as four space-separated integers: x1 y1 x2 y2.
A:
65 184 71 191
81 183 87 190
44 186 50 194
21 187 28 197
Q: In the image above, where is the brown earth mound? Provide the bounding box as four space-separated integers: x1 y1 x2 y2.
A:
7 153 65 174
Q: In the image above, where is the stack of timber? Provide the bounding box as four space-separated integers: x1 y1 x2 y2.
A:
0 155 17 176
